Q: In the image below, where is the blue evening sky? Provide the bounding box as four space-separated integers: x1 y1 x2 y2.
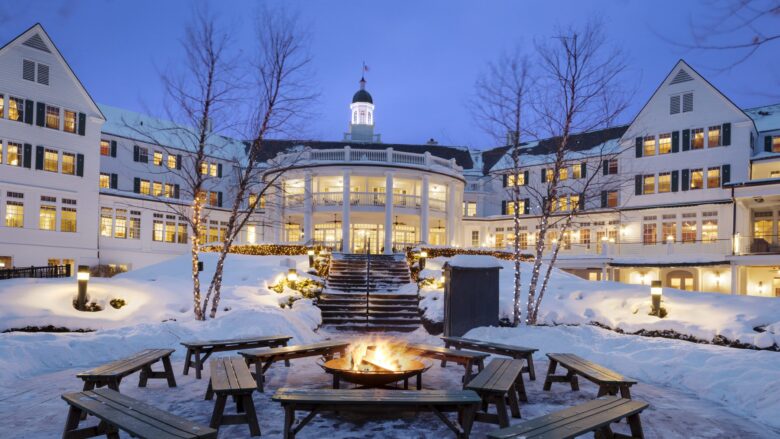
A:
3 0 777 149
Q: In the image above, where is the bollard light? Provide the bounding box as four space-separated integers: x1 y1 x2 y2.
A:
307 249 315 267
0 261 5 268
76 265 90 311
287 268 298 289
419 251 428 270
650 280 664 318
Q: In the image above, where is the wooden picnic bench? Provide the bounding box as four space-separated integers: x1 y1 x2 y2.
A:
181 335 292 379
204 357 261 436
465 358 526 427
486 396 649 439
543 353 637 399
239 340 350 392
272 388 482 439
62 388 217 439
441 336 539 381
406 343 489 387
76 348 176 391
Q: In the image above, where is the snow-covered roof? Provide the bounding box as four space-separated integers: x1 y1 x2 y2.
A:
744 103 780 133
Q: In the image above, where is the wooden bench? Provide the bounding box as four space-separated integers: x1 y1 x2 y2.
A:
465 358 526 427
543 353 637 399
204 357 261 436
442 336 539 381
62 388 217 439
76 348 176 391
181 335 292 379
486 396 648 439
272 388 482 439
239 340 350 392
406 343 489 387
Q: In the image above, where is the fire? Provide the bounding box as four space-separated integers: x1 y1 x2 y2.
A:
346 338 413 372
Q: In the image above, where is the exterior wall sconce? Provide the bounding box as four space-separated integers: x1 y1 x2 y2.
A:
757 281 764 295
76 265 90 311
650 280 667 318
419 251 428 270
307 249 315 267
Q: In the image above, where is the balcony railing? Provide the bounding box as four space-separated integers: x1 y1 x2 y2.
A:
430 198 446 212
735 235 780 255
495 238 733 258
313 192 343 206
394 194 421 208
351 192 386 207
275 146 463 173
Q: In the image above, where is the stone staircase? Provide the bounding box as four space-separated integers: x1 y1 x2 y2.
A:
318 253 421 332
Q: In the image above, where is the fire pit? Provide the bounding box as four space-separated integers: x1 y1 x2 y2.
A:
321 338 429 388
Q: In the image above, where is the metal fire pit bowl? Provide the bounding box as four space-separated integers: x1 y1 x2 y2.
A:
321 357 429 388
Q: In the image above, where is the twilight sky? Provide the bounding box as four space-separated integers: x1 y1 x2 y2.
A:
3 0 777 149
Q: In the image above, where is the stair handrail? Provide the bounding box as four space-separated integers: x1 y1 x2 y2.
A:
365 237 370 325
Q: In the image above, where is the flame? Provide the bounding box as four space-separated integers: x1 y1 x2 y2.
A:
346 338 413 372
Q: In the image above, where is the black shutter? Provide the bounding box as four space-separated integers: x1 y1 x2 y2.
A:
682 129 690 151
602 161 608 175
217 192 223 207
217 163 223 178
174 184 180 199
23 144 32 168
722 164 731 185
672 131 679 153
35 146 44 170
765 136 773 152
681 169 690 191
523 198 530 214
635 137 643 157
541 169 547 183
24 100 33 124
722 123 731 146
671 170 679 192
580 162 587 178
523 170 529 185
110 173 118 189
501 200 507 215
578 194 585 210
110 140 117 157
502 174 508 187
176 154 182 170
133 145 140 162
77 113 86 136
600 191 607 208
634 175 642 195
36 102 45 127
76 154 84 177
133 178 140 193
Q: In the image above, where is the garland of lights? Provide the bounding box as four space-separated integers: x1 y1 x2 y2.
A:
406 247 534 262
201 244 314 256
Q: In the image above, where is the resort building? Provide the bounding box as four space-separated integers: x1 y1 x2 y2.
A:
1 24 779 297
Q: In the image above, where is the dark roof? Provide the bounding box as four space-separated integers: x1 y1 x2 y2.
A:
352 89 373 104
258 139 474 169
480 125 629 174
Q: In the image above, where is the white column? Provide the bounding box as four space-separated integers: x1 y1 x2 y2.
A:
421 175 430 244
304 171 313 245
384 172 394 254
601 265 607 282
341 170 351 253
273 183 283 243
446 182 456 246
730 263 739 295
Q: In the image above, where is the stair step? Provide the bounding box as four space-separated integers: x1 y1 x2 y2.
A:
325 324 419 333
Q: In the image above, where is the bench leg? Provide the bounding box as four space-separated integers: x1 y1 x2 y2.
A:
243 394 262 437
495 395 510 428
182 348 192 375
139 365 152 387
205 379 213 400
441 342 451 367
507 387 521 419
515 375 528 403
525 355 537 381
283 405 295 439
417 372 422 390
162 355 177 387
567 369 579 391
210 394 227 429
107 379 121 392
194 349 203 380
332 374 340 389
542 359 558 391
595 425 615 439
235 394 245 413
620 385 632 399
460 403 477 439
63 405 82 435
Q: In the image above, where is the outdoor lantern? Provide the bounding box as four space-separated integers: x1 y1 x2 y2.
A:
650 280 666 318
419 251 428 270
0 261 5 268
307 249 315 267
666 235 674 243
287 268 298 288
76 265 90 311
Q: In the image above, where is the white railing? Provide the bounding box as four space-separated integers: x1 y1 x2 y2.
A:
310 150 345 161
350 192 386 207
281 146 463 173
430 198 447 212
285 193 304 208
393 194 421 208
352 150 387 162
392 151 425 165
313 192 343 206
431 156 452 168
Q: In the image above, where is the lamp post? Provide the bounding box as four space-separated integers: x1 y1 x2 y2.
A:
76 265 90 311
419 251 428 270
650 280 665 318
307 249 315 268
287 268 298 289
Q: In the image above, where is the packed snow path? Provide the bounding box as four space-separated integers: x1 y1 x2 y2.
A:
0 329 777 438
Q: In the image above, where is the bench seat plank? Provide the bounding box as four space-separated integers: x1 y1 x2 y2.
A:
239 340 349 359
211 357 256 393
441 336 538 381
273 388 482 405
181 335 292 349
77 349 174 379
548 353 636 384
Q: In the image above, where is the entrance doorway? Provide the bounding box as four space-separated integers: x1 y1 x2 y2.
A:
351 224 384 254
667 270 695 291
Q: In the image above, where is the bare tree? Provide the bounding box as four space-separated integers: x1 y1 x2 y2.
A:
202 7 317 319
472 51 533 326
524 20 630 325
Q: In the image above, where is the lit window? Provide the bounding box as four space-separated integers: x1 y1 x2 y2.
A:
643 175 655 194
140 180 151 195
62 153 75 175
153 151 163 166
518 232 528 250
659 133 671 154
39 204 56 231
570 194 580 210
177 223 188 244
690 169 703 190
7 143 21 166
643 136 655 156
8 97 23 122
64 110 77 133
507 173 525 186
100 208 113 237
702 219 718 242
45 105 60 129
5 201 24 227
165 222 176 243
99 173 110 189
506 200 524 215
545 169 553 181
773 136 780 153
114 210 127 239
463 201 477 217
471 230 479 247
0 93 4 118
643 223 657 245
662 222 676 243
153 181 163 197
557 197 569 212
606 191 618 208
572 164 582 179
167 154 177 169
166 183 176 198
201 162 209 175
682 221 696 243
559 167 568 180
61 207 77 233
100 140 111 156
692 128 704 150
129 212 141 239
138 147 148 163
43 149 58 172
658 172 671 193
153 220 164 242
708 126 721 147
209 191 219 206
210 163 218 177
607 159 618 174
707 167 720 188
0 141 2 164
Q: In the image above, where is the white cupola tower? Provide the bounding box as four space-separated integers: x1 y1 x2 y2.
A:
345 76 379 142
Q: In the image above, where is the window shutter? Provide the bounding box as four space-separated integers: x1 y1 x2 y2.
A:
635 137 642 157
23 144 32 168
217 163 223 178
580 163 587 178
35 145 44 170
602 161 608 175
671 170 679 192
682 129 690 151
722 123 731 146
36 102 45 127
133 145 140 162
501 200 507 215
76 154 84 177
523 198 530 214
523 170 529 185
541 169 547 183
672 131 679 153
133 177 140 194
765 136 773 152
176 154 182 170
174 184 180 199
502 174 507 187
600 191 607 208
578 194 585 210
24 100 34 124
217 191 223 207
722 164 731 185
78 113 86 136
681 169 690 191
634 175 642 195
110 173 118 189
110 140 117 157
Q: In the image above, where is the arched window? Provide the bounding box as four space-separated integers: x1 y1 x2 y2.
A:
359 110 366 124
368 111 372 124
352 111 357 123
